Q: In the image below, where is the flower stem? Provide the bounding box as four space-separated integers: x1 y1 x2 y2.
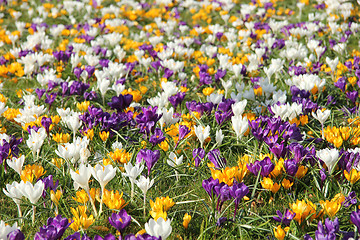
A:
99 188 104 217
32 206 36 225
17 203 22 224
87 189 98 217
143 193 146 219
131 181 134 200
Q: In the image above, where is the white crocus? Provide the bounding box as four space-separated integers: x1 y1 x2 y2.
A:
312 109 331 138
145 217 172 240
91 164 116 215
3 181 23 221
135 175 155 217
6 155 25 175
312 109 331 125
167 152 183 181
0 221 20 240
26 128 46 160
194 125 210 148
70 164 97 216
123 162 144 199
316 148 339 174
17 180 44 224
221 79 232 97
232 99 247 116
215 129 224 146
231 115 249 142
325 57 339 73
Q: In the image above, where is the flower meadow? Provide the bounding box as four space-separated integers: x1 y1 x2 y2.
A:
1 0 360 239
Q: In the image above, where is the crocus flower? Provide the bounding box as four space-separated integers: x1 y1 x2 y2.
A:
17 180 45 224
136 175 155 217
122 162 144 198
247 157 274 177
350 209 360 231
93 234 117 240
109 209 131 233
194 125 210 148
315 218 339 240
136 149 160 176
316 148 339 174
149 128 165 146
273 209 296 226
193 148 205 167
34 215 71 240
108 94 133 112
7 229 25 240
0 221 20 240
145 217 172 240
207 149 226 168
343 191 357 208
6 155 25 175
202 177 220 199
91 163 116 215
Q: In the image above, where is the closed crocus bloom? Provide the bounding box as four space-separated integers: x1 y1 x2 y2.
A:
135 176 154 195
290 199 317 224
18 180 44 204
167 152 183 167
231 115 248 140
123 162 144 199
215 129 224 146
183 213 191 229
91 164 116 190
312 109 331 125
0 221 20 240
194 125 210 148
123 162 144 182
344 169 360 184
350 209 360 231
319 200 341 218
316 148 339 174
274 225 286 240
7 155 25 175
3 181 23 205
145 217 172 240
7 229 25 240
231 99 247 116
108 209 131 233
70 164 92 191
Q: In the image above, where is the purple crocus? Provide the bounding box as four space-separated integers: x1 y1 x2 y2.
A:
247 157 274 177
207 149 226 168
123 234 161 240
343 191 357 208
7 229 25 240
284 159 298 177
41 117 52 136
347 91 359 104
351 209 360 231
202 177 220 198
136 149 160 175
64 232 91 240
34 215 71 240
93 234 117 240
315 218 339 240
231 182 249 216
35 88 46 99
193 148 205 167
109 209 131 233
273 209 296 226
149 128 165 146
178 125 190 142
108 94 133 112
45 93 57 107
